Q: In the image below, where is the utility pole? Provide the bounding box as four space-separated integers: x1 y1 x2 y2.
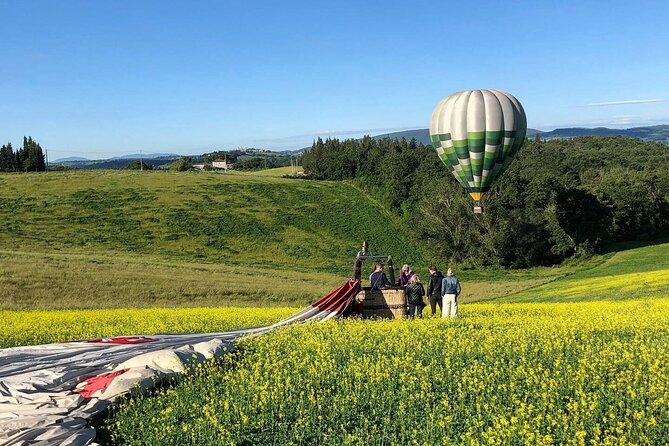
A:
45 149 49 171
140 149 143 172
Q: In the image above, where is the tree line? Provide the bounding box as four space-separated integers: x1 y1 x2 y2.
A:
302 136 669 268
0 137 47 172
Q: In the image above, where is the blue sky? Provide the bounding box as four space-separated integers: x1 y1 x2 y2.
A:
1 0 668 158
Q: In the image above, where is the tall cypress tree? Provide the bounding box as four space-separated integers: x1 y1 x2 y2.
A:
22 137 35 171
15 147 25 171
34 140 46 171
0 143 13 170
20 136 46 172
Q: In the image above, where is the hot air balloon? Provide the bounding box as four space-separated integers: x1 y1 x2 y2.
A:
429 89 527 213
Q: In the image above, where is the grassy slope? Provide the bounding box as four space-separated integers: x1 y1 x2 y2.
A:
0 170 427 308
0 170 424 269
503 241 669 302
244 166 303 177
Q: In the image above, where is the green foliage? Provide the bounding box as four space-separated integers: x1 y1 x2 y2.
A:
125 160 153 170
170 157 193 171
0 137 46 171
302 136 669 267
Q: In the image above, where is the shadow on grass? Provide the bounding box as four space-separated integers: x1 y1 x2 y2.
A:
599 236 669 255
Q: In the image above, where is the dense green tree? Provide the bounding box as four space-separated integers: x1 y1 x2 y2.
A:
302 135 669 267
0 137 46 172
125 160 153 170
21 136 46 172
0 143 14 170
170 157 193 172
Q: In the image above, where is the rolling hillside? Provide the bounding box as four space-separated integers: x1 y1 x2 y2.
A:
0 170 427 270
0 170 429 308
504 241 669 302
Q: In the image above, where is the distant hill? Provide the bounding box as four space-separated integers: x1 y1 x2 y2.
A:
54 155 184 169
52 156 90 163
536 125 669 143
359 125 669 147
111 153 180 160
371 129 433 145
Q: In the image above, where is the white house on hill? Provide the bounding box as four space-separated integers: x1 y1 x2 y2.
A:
212 159 232 170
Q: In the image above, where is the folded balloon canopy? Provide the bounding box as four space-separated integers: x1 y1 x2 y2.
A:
429 89 527 208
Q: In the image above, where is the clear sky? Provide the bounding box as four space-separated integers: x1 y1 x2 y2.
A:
1 0 668 158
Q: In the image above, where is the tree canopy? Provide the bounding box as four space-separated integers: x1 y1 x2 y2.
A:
302 136 669 268
0 137 46 172
170 157 193 172
125 160 153 170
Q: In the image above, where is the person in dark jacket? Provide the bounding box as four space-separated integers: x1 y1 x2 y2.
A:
369 263 391 290
405 275 426 319
427 265 444 316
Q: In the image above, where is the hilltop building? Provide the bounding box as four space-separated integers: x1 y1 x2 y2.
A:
212 159 233 170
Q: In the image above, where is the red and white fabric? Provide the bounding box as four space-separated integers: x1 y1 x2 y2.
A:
0 280 360 446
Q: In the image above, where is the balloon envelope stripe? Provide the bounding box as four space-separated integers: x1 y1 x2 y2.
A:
454 145 469 159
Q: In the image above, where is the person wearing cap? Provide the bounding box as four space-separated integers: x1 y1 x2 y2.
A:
441 267 461 318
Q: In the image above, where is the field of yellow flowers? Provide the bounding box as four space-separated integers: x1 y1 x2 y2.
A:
0 307 296 348
106 299 669 445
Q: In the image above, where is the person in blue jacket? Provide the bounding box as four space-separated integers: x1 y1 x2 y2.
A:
441 267 461 318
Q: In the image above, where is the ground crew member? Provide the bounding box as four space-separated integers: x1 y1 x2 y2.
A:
441 267 461 318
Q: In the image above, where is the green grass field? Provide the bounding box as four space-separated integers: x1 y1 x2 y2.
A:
0 170 423 269
0 169 588 309
505 241 669 302
0 170 425 308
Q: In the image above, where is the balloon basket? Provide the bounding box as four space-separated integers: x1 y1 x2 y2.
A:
473 204 483 214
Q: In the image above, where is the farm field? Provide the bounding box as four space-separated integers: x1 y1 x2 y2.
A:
106 299 669 445
505 241 669 302
102 242 669 445
0 247 574 310
0 249 342 310
0 170 422 309
2 170 668 444
0 307 297 349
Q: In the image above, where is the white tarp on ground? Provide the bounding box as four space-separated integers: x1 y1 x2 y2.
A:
0 280 360 446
